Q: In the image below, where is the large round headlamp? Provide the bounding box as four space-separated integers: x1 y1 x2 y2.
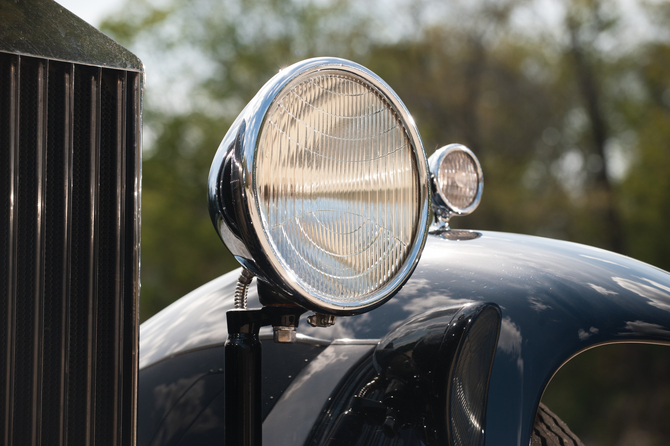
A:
209 58 431 315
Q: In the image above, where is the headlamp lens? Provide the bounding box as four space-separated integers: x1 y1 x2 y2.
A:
255 71 420 305
428 144 483 220
437 150 480 210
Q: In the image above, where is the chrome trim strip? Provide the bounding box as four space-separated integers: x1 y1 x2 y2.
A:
0 50 145 73
331 339 380 345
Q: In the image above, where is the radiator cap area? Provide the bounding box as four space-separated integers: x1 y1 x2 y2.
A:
0 0 144 71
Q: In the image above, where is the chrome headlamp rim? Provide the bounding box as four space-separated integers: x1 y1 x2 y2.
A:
209 57 432 315
428 144 483 218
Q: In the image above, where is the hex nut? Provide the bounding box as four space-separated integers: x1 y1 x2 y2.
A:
273 326 297 343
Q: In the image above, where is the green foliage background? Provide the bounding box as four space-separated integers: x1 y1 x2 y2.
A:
101 0 670 444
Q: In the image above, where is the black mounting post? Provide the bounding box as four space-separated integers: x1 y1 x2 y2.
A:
225 309 264 446
224 306 304 446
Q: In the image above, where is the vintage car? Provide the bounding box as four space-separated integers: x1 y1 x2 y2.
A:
3 2 670 446
137 58 670 446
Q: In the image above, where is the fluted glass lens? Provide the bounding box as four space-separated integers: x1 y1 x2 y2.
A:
438 151 479 210
255 71 420 305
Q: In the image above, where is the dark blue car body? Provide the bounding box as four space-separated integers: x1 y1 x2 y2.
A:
138 231 670 445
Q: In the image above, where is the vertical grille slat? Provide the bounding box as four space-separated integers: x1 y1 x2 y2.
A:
1 51 141 446
123 71 142 446
95 68 125 446
68 64 99 446
1 51 19 446
13 56 48 446
88 66 102 446
42 60 74 446
115 71 128 446
13 55 35 446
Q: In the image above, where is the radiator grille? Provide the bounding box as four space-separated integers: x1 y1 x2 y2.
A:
0 51 141 446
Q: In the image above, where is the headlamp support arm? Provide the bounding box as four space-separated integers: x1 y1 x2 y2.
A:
225 305 305 446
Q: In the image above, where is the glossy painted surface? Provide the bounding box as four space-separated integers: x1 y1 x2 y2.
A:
140 231 670 444
138 338 328 446
264 341 377 445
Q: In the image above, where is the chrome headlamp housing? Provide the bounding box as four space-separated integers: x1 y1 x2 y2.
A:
209 58 431 315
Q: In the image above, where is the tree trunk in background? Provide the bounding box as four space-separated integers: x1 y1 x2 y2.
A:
462 36 485 157
567 19 624 253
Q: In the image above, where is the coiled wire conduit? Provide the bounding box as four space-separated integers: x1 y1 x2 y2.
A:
235 268 255 309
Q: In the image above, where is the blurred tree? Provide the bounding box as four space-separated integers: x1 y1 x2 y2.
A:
565 0 623 252
620 32 670 272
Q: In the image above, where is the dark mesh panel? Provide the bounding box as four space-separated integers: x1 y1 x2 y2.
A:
41 60 71 446
67 64 96 446
12 56 43 446
95 68 123 446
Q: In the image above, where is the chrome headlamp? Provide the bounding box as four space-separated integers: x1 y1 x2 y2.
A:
209 58 431 315
428 144 483 224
